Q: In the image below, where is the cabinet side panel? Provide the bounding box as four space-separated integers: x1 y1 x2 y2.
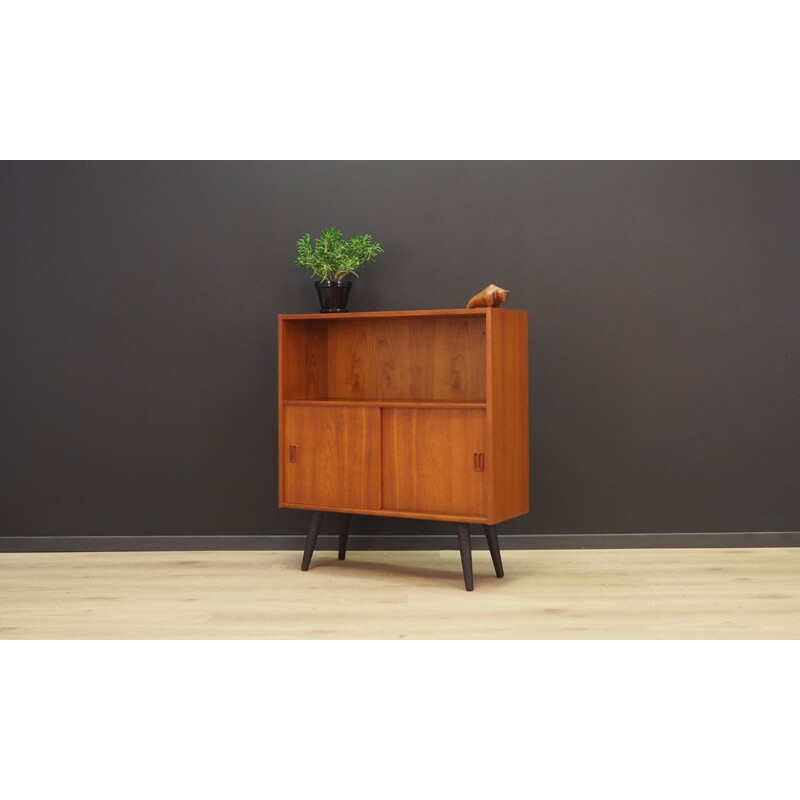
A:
279 321 329 504
487 309 529 524
278 319 286 504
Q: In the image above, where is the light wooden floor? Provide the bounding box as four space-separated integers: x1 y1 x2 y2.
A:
1 548 798 639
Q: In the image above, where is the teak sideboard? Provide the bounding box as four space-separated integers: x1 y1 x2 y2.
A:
278 308 529 590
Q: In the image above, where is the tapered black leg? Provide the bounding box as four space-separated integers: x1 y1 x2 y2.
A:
483 524 504 578
456 523 474 591
301 512 323 571
338 514 351 560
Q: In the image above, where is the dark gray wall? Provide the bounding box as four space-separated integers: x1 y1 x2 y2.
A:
2 161 799 547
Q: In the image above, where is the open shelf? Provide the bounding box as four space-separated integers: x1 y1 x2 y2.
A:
280 314 487 404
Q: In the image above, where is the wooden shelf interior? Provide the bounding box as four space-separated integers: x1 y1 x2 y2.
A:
281 316 487 403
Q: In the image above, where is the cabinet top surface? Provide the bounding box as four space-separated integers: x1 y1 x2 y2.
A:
279 307 526 321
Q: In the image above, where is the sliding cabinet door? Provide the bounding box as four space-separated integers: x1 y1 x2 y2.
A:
284 405 381 511
382 408 487 518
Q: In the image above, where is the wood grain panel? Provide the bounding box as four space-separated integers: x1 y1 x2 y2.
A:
302 321 329 400
382 408 487 516
326 317 485 402
324 319 389 400
486 308 529 524
283 405 380 510
421 317 486 402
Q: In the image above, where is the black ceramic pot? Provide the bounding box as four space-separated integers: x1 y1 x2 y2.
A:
315 280 352 312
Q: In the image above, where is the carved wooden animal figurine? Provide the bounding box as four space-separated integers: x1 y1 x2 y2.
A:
466 284 510 309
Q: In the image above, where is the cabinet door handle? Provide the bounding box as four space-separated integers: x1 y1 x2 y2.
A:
474 452 484 472
289 444 298 462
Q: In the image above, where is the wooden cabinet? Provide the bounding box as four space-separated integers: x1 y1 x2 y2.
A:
278 308 529 525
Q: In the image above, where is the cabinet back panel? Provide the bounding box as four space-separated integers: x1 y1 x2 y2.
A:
325 317 486 402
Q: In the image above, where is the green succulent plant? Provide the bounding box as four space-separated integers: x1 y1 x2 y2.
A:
295 226 383 282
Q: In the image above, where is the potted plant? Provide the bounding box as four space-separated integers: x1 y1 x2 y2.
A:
295 226 383 312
